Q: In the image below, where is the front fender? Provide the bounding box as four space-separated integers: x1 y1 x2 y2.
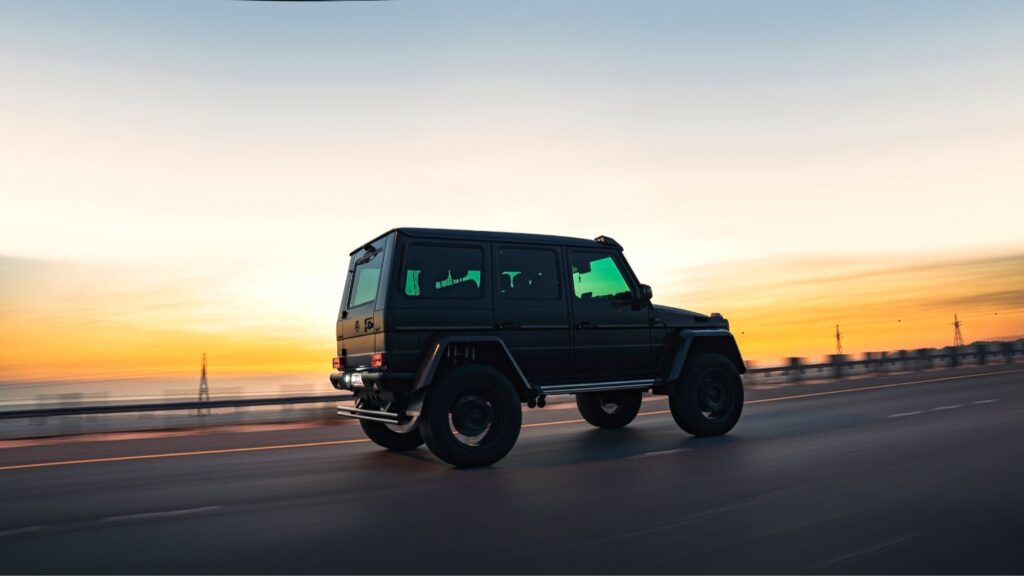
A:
657 329 745 394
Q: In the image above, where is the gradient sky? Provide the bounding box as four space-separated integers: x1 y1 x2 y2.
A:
2 1 1023 387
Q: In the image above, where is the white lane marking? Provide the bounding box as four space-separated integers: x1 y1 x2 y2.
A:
890 399 1001 418
814 535 915 568
0 525 45 538
100 505 224 523
631 448 691 459
888 411 923 418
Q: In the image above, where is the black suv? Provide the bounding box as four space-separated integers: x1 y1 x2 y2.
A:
331 228 745 467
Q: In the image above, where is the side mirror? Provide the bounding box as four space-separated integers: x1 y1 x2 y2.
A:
632 284 653 309
640 284 653 300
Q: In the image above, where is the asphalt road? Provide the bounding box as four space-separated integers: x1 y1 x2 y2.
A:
2 365 1023 574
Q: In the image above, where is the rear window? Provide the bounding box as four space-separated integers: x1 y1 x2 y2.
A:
402 244 483 299
348 247 384 308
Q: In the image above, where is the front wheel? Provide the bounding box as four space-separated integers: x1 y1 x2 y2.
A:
419 365 522 468
576 390 643 428
670 353 743 436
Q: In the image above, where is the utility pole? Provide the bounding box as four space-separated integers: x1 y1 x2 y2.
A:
197 353 210 416
953 314 966 347
835 324 843 355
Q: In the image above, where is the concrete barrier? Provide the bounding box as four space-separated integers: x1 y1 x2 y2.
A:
828 354 846 379
787 357 803 382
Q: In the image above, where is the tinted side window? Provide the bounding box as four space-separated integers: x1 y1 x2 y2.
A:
402 244 483 299
570 252 631 301
497 247 559 300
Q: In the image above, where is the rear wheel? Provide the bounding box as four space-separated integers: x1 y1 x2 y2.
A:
670 353 743 436
360 418 424 451
576 390 643 428
419 365 522 468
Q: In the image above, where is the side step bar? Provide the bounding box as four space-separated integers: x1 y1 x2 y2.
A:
536 379 656 396
337 403 403 425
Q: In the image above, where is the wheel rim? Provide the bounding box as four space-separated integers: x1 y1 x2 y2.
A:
697 369 735 422
448 387 502 447
598 393 622 415
386 419 418 434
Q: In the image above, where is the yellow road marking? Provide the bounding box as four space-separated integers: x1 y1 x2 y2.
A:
2 368 1020 472
0 438 370 471
522 418 586 428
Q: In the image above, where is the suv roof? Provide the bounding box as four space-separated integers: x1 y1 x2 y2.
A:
353 228 622 254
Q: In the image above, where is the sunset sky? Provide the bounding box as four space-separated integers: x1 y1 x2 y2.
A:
2 1 1023 391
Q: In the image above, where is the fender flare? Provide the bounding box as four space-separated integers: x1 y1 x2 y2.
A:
657 329 746 395
411 335 534 395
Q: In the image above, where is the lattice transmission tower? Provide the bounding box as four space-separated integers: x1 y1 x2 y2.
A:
953 314 966 347
834 324 843 355
197 353 210 416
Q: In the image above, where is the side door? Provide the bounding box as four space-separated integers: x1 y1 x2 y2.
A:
492 244 571 383
567 249 652 381
384 239 494 372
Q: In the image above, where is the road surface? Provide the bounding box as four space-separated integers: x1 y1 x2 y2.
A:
2 365 1023 574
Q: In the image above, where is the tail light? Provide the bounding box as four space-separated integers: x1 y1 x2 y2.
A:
332 357 343 369
371 353 385 368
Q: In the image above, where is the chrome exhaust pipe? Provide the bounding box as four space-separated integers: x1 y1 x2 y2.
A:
336 403 402 424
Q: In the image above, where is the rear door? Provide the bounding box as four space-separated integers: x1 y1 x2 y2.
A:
338 235 390 368
492 244 571 383
567 249 652 380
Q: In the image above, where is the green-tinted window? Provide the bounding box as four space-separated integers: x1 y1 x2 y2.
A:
498 247 559 300
402 245 483 299
404 269 481 296
348 249 384 308
404 270 422 296
570 253 631 301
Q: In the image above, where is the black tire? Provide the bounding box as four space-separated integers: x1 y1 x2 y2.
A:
419 365 522 468
669 353 744 436
360 419 424 451
576 390 643 429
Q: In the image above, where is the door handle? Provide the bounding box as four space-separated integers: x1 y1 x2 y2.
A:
498 321 515 329
576 321 595 329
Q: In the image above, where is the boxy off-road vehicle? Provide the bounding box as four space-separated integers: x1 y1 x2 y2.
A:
331 228 745 467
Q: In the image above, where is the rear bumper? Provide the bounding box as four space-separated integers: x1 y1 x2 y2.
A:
329 369 415 394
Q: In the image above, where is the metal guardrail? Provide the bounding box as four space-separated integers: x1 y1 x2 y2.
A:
0 394 353 420
1 341 1019 422
746 342 1022 381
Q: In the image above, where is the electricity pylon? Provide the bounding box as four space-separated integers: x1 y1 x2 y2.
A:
953 315 966 347
834 324 843 355
197 353 210 416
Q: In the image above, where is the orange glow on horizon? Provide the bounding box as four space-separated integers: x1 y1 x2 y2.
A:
1 251 1020 384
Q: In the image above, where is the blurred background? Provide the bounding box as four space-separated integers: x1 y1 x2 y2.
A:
1 0 1022 405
